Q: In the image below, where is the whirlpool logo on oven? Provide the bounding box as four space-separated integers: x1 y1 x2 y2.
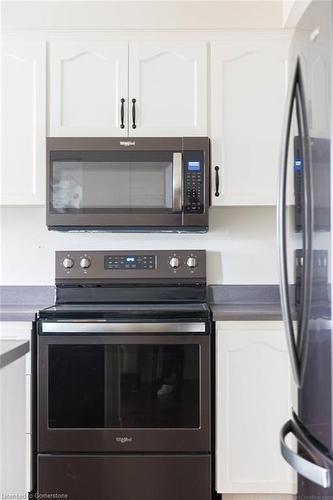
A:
116 436 133 444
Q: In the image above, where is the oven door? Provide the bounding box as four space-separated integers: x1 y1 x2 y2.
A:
38 321 210 453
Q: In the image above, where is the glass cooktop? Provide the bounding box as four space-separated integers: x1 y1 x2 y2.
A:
38 302 211 321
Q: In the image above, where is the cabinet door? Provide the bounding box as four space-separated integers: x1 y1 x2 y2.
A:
216 322 296 494
49 42 128 136
211 39 290 206
1 41 45 205
0 338 30 495
129 41 207 136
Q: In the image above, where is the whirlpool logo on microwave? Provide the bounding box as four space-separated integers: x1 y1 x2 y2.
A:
119 141 136 147
116 436 133 444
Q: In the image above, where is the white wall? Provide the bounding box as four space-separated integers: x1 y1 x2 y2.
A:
0 206 279 285
2 1 284 32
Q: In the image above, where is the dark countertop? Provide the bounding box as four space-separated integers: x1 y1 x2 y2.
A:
0 302 283 322
209 284 283 321
0 286 54 322
0 304 50 322
0 285 283 323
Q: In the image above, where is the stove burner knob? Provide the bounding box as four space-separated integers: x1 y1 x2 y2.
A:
187 257 197 269
80 257 91 269
62 257 74 269
169 257 180 269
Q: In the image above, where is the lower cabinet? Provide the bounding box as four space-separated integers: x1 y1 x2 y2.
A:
0 323 32 496
216 321 297 494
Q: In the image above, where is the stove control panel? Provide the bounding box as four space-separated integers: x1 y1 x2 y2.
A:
56 250 206 282
104 255 156 270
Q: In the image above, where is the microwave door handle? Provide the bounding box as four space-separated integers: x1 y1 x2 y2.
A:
172 152 183 212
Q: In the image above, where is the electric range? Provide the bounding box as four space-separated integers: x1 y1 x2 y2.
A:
33 250 213 500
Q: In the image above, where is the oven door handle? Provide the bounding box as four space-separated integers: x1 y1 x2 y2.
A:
172 152 183 212
41 322 206 333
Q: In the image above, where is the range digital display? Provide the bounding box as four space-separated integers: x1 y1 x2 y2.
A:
104 255 156 270
188 161 201 171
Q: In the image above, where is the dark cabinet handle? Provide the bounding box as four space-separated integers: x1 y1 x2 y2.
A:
214 166 220 197
132 98 137 129
120 98 125 129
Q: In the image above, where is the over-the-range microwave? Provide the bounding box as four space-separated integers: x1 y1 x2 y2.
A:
46 137 210 232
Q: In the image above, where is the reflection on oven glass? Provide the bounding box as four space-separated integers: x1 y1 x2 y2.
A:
48 344 200 429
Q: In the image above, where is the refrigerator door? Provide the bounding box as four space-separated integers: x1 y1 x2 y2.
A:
278 0 333 492
295 0 332 451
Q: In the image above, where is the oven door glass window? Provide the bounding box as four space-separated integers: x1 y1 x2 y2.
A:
48 344 200 429
49 151 174 213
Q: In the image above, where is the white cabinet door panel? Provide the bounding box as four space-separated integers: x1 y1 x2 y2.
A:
1 41 46 205
216 322 296 494
50 42 128 136
211 40 290 206
129 41 207 136
0 340 29 495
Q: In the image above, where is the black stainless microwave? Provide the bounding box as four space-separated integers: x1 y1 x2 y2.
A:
46 137 210 232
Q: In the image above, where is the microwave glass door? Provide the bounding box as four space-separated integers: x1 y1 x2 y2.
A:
49 151 180 214
48 342 200 429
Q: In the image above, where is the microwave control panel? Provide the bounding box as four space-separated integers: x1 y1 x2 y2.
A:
183 151 204 213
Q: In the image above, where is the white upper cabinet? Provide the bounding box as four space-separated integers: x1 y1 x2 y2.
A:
216 321 297 494
128 41 207 136
211 39 290 206
1 41 46 205
49 42 128 136
49 41 207 138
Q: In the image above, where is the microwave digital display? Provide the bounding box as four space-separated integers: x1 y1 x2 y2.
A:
188 161 201 171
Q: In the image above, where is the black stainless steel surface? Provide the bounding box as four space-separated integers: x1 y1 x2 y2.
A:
54 249 206 283
46 137 210 232
278 0 333 495
38 455 211 500
36 249 211 499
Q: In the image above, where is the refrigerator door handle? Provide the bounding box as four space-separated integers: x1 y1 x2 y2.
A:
280 416 330 488
295 66 313 384
277 58 313 388
277 59 301 387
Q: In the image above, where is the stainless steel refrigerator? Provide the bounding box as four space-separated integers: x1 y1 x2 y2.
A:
278 0 333 493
